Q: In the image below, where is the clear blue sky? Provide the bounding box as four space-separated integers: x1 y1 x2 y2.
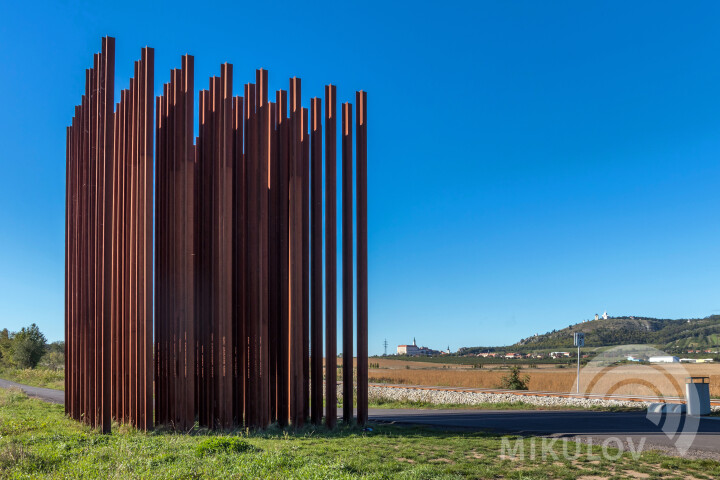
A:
1 1 719 355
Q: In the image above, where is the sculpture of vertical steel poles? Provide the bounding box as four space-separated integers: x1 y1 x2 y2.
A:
66 37 368 432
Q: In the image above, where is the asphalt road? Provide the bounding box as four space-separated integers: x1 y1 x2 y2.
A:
0 378 64 404
2 379 718 459
369 408 720 459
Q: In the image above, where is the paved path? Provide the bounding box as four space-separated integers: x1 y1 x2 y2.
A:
0 378 64 404
369 408 720 459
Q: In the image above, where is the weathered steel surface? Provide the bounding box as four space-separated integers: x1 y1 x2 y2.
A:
341 102 354 423
356 91 368 426
310 98 323 425
66 38 367 432
324 85 338 428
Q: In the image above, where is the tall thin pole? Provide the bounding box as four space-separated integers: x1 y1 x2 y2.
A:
310 98 323 425
324 85 337 428
341 102 353 423
355 91 367 426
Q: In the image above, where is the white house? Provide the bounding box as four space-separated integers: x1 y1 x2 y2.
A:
648 356 679 363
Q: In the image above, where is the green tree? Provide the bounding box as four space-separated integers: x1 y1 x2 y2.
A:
499 366 530 390
0 328 11 366
12 324 47 369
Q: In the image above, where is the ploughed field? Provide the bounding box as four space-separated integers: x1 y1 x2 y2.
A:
363 358 720 398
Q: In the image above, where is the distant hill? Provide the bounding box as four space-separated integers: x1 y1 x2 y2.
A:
458 315 720 353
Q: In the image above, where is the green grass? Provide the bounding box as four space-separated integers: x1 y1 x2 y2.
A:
0 368 64 390
1 388 719 479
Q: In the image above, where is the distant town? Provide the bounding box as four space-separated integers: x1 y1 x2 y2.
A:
391 312 720 364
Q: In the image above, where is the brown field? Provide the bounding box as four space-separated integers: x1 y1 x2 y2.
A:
361 358 720 397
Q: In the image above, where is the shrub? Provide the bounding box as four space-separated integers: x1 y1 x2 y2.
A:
499 366 530 390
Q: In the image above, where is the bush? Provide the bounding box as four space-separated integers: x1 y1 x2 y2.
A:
38 351 64 371
499 366 530 390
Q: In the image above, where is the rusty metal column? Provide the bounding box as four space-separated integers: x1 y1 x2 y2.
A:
302 107 310 423
324 85 337 428
90 55 98 429
220 65 234 429
268 97 279 424
141 47 155 431
257 69 270 429
99 37 114 434
245 81 261 428
181 55 195 431
154 90 164 427
232 94 245 425
310 98 323 425
289 77 304 427
355 91 368 426
276 90 290 427
341 102 353 424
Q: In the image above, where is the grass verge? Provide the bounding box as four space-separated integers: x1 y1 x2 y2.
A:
0 388 719 479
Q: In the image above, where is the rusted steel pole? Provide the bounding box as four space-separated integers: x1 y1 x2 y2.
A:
99 37 114 434
276 90 290 427
257 69 270 429
301 106 310 423
310 98 323 425
232 94 245 425
341 102 353 424
89 56 97 429
220 64 234 429
268 100 279 424
355 91 368 426
245 81 261 428
136 52 147 430
181 54 194 431
141 47 154 431
197 88 212 427
289 77 304 427
65 121 71 418
324 85 337 428
154 91 164 427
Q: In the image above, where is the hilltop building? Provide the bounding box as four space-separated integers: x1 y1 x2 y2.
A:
397 338 443 356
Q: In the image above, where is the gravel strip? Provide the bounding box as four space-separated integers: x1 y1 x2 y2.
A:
340 384 720 411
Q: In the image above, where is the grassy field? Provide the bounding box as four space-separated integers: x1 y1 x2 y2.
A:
367 359 720 397
0 368 64 390
1 388 719 479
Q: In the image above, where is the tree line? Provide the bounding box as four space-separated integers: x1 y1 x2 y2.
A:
0 324 64 370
